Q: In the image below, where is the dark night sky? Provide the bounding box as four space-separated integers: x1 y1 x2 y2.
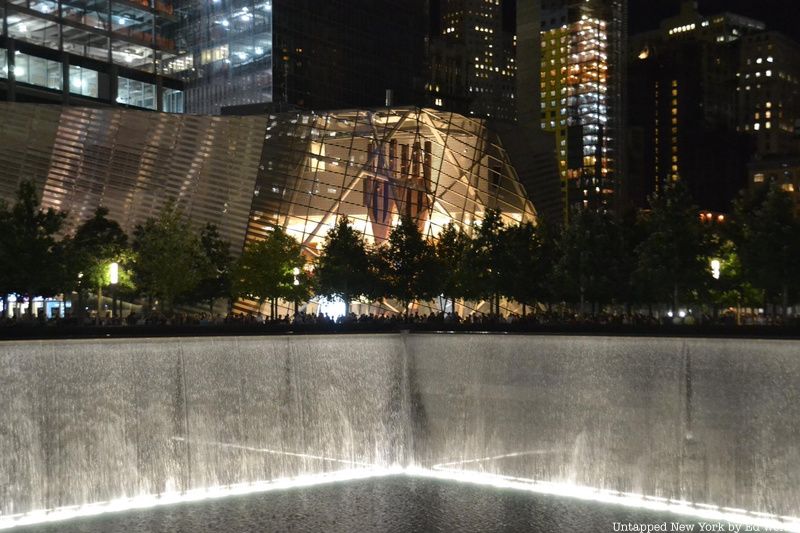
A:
429 1 800 43
629 0 800 41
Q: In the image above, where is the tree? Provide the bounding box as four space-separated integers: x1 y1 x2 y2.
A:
132 201 205 315
433 223 472 314
0 181 67 319
733 182 800 316
500 221 551 316
707 238 760 320
0 199 13 317
232 227 305 319
470 208 506 315
553 208 626 315
380 215 437 318
633 183 711 312
193 223 233 314
68 207 131 319
314 216 375 315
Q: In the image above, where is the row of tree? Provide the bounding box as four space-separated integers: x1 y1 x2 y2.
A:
1 179 798 319
307 180 800 317
0 182 235 318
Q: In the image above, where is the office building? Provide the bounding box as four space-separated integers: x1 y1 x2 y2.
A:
736 31 800 157
172 0 428 115
627 1 761 212
539 0 626 220
427 0 517 121
1 0 184 111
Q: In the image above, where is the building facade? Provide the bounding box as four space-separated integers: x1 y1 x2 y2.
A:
0 102 537 315
627 1 800 214
427 0 517 121
539 0 626 220
736 31 800 157
1 0 184 111
172 0 428 115
627 2 761 212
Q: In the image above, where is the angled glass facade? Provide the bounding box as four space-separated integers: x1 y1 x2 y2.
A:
249 107 535 251
0 103 536 315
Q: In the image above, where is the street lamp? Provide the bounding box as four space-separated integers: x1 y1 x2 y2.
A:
109 262 119 319
292 267 301 315
710 259 721 280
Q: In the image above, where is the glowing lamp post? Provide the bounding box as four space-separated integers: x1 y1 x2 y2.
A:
292 267 301 315
710 259 721 280
109 262 119 319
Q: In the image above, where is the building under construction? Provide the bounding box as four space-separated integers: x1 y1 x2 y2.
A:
540 0 626 221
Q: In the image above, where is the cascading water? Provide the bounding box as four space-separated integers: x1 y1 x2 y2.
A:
1 333 799 530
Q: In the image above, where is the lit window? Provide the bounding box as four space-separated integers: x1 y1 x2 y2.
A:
754 123 760 130
753 173 765 183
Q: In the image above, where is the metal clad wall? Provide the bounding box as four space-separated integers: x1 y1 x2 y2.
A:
37 107 267 253
0 103 62 204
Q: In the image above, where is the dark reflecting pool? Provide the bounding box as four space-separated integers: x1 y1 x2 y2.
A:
13 476 747 533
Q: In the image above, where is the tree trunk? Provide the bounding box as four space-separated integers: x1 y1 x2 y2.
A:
673 283 679 314
27 291 35 320
522 302 526 318
97 286 103 325
782 283 789 318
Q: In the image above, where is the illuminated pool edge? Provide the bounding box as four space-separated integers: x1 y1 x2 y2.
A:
2 467 798 532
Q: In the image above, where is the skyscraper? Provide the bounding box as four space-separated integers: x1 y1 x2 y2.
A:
173 0 428 115
427 0 517 121
1 0 185 111
539 0 626 220
626 1 799 213
736 31 800 157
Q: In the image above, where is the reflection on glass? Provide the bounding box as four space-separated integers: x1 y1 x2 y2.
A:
62 27 109 61
111 2 153 46
0 50 7 78
69 65 98 97
117 76 156 109
111 40 153 72
163 88 184 113
62 0 109 31
6 10 60 49
14 52 62 90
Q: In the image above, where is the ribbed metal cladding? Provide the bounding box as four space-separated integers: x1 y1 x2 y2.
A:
35 106 267 252
0 103 63 204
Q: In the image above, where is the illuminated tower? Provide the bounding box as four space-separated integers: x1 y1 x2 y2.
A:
540 0 626 220
428 0 517 121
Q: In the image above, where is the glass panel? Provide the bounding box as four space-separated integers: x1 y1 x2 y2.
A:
159 51 192 76
117 76 156 109
0 50 7 78
62 27 109 61
62 0 109 31
111 40 153 72
6 10 60 49
163 88 183 113
69 65 98 97
111 3 152 46
14 52 62 91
